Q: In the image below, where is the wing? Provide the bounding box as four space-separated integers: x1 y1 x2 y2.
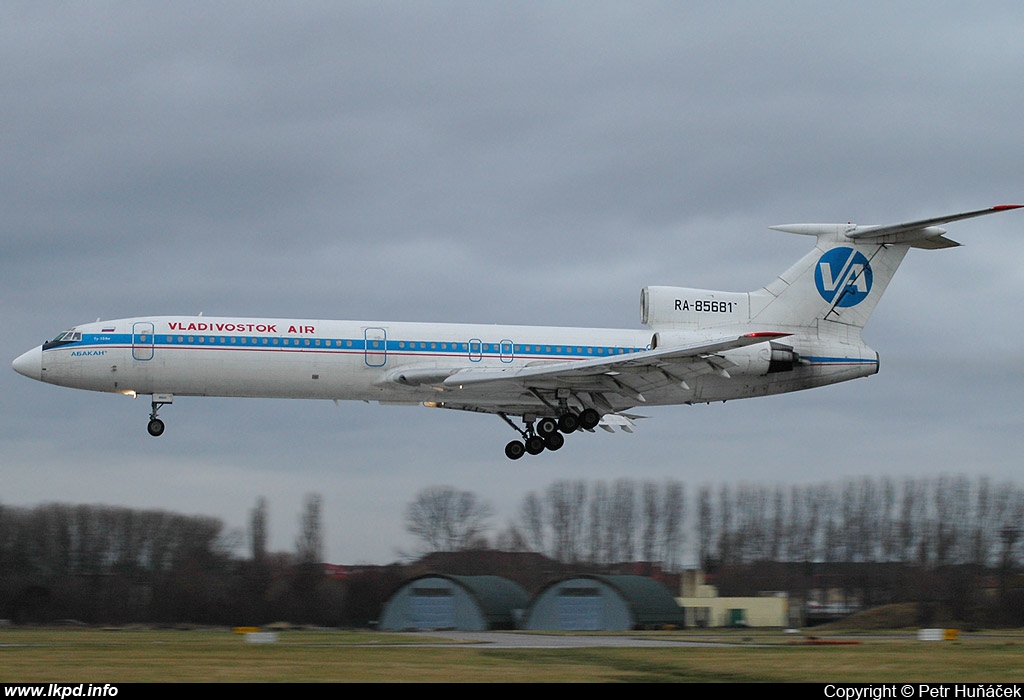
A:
421 332 788 423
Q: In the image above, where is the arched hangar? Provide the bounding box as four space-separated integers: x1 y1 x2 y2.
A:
521 574 684 631
379 574 529 631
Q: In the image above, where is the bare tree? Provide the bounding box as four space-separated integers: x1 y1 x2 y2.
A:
587 480 610 564
717 484 735 565
969 476 993 566
296 493 324 564
640 481 660 563
519 491 546 553
879 477 897 563
404 486 493 553
767 485 786 562
546 481 587 564
696 484 715 569
660 480 685 569
609 480 636 562
493 522 529 551
249 497 269 564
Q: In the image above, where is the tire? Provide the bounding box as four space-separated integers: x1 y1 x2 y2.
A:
147 418 165 437
505 440 526 460
525 435 546 455
558 413 579 433
544 432 564 451
579 408 601 430
537 417 558 437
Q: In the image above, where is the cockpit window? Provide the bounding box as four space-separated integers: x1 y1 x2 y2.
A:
42 329 82 351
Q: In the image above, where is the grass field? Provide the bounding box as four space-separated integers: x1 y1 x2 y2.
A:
2 627 1024 682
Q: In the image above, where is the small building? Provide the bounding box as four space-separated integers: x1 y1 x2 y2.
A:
379 574 529 631
676 570 789 627
520 574 684 631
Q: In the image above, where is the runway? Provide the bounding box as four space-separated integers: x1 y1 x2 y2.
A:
406 631 733 648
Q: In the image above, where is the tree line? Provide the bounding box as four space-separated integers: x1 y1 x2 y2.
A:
404 480 686 566
406 476 1024 571
5 474 1024 626
693 475 1024 570
0 495 359 625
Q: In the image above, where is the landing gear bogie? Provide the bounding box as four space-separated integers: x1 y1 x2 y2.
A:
498 407 605 459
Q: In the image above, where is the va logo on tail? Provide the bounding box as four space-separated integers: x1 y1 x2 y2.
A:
815 247 873 307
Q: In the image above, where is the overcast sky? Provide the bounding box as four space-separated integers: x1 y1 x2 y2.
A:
3 1 1023 564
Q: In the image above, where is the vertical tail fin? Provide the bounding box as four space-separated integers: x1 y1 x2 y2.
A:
749 230 909 334
749 205 1022 335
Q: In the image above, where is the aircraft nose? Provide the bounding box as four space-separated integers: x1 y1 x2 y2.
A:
12 346 43 381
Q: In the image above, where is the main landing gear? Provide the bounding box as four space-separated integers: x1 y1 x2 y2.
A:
146 394 173 437
501 408 601 460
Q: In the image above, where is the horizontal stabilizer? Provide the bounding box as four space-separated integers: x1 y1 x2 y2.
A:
846 204 1023 240
771 205 1022 247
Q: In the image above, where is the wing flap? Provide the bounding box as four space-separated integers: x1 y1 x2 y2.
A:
441 332 787 389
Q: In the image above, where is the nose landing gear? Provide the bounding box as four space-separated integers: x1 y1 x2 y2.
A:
146 394 173 437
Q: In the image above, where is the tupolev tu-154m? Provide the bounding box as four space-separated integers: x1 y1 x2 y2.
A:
13 205 1022 459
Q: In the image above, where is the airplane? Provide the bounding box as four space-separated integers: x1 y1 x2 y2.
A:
12 205 1022 459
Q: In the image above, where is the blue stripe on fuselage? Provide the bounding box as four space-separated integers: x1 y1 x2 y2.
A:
45 333 648 361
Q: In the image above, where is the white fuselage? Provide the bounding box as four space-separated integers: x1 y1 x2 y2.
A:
19 315 877 413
